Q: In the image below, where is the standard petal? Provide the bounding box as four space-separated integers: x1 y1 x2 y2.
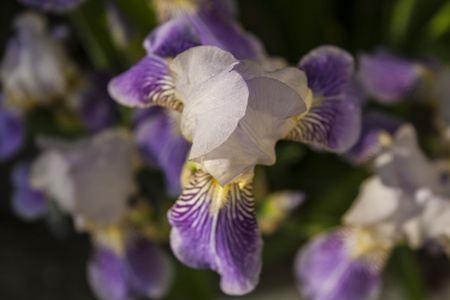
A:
18 0 85 12
198 76 307 186
143 18 201 58
0 106 24 160
11 162 48 221
126 238 174 299
177 50 248 158
299 46 354 97
108 55 182 111
88 247 134 300
285 94 361 153
295 229 382 300
357 50 423 103
168 170 262 295
346 110 403 165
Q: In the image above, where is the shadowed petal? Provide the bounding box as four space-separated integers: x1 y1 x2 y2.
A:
285 95 361 153
0 105 24 160
299 46 354 97
135 109 190 195
144 18 202 58
108 55 182 111
11 162 48 221
88 247 134 300
358 50 423 103
168 170 262 295
126 238 174 299
295 229 383 300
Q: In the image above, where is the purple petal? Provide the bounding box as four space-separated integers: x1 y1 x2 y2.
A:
88 247 134 300
108 55 182 111
208 0 238 18
168 170 263 295
143 18 202 58
75 74 119 131
358 50 422 103
346 111 403 165
126 237 173 299
286 95 361 153
295 230 382 300
0 105 24 160
135 107 190 195
11 162 48 221
299 46 354 97
17 0 85 12
187 12 264 61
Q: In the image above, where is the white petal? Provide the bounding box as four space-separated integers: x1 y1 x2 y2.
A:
344 176 402 225
170 46 239 102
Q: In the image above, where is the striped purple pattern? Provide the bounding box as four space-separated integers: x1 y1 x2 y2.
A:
108 55 183 111
168 170 262 295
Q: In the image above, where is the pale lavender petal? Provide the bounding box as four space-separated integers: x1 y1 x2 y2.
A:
358 50 422 103
88 247 134 300
11 162 48 221
108 55 182 111
17 0 85 11
135 107 190 195
76 74 119 131
295 230 381 300
346 111 403 164
286 95 361 153
187 12 264 61
0 106 24 160
143 18 202 58
299 46 354 97
126 237 173 299
168 171 262 295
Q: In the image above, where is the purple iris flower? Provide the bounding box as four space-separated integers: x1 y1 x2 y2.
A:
17 0 86 12
286 46 362 153
11 162 48 221
133 107 190 196
0 96 24 161
88 235 173 300
358 50 425 103
346 110 403 165
295 228 386 300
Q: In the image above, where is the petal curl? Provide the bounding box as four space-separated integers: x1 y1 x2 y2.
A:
168 170 262 295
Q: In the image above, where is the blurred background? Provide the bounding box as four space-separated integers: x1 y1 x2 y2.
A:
2 0 450 299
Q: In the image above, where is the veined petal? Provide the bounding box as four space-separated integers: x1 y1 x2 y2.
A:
11 162 48 221
144 18 202 58
285 94 361 153
299 46 354 97
108 55 182 111
295 228 386 300
345 110 403 165
170 45 240 101
168 170 262 295
126 237 174 299
18 0 85 12
357 50 423 103
88 247 134 300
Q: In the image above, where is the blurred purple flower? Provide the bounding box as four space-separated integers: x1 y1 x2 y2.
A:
0 96 24 161
11 162 48 221
17 0 86 12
